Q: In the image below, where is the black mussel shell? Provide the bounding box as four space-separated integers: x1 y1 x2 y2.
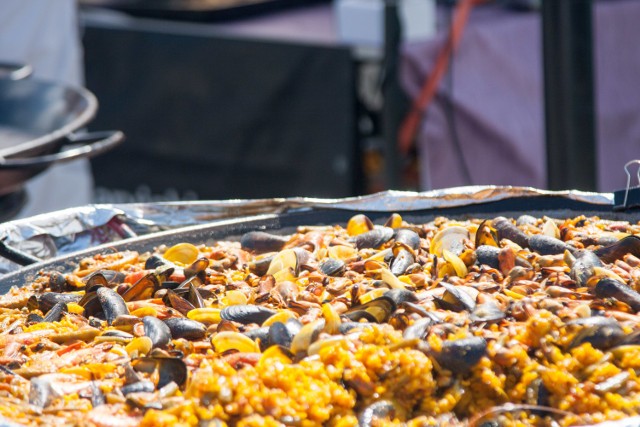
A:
221 305 277 325
164 318 206 340
241 231 289 254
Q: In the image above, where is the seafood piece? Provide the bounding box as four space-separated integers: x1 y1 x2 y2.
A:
163 318 206 340
435 282 476 312
162 242 199 265
319 258 346 277
430 226 469 256
142 316 172 348
384 288 418 306
32 292 81 314
470 302 505 324
211 331 259 354
346 214 374 236
427 336 487 374
240 231 289 254
220 305 277 325
163 289 196 316
493 216 529 248
290 320 324 356
595 278 640 312
528 234 570 256
96 287 130 325
567 316 625 350
475 245 500 269
183 257 210 280
403 317 433 340
267 321 296 349
343 296 396 323
353 227 395 250
42 301 67 323
48 271 68 292
595 235 640 263
570 250 603 287
145 254 174 270
121 273 160 302
131 357 187 388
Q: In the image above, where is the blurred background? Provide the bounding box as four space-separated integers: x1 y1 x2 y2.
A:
1 0 639 217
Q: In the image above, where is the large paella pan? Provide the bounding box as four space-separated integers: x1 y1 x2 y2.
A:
1 189 640 426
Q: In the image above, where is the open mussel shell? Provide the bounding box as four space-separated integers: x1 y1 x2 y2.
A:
595 235 640 264
241 231 289 254
343 296 396 323
430 226 469 257
163 243 200 266
394 229 420 250
470 303 505 324
85 270 126 288
320 258 346 277
42 302 68 323
164 318 206 340
435 282 476 312
31 292 81 314
266 248 309 277
184 257 209 280
144 254 179 271
132 357 187 388
403 317 433 340
221 305 277 325
570 250 603 287
164 290 196 316
121 273 160 302
384 288 418 306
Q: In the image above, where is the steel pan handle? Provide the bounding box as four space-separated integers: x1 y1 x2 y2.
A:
0 63 33 80
0 130 124 169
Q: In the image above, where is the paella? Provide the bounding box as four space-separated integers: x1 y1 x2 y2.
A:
1 213 640 426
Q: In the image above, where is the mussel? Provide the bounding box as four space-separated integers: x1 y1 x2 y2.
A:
352 227 394 250
131 357 188 388
31 292 81 314
570 250 603 287
567 316 625 350
428 336 487 374
240 231 289 254
595 278 640 312
96 287 130 325
319 258 346 277
343 296 396 323
142 316 172 348
221 305 277 325
528 234 570 256
163 318 206 340
595 235 640 264
493 217 529 248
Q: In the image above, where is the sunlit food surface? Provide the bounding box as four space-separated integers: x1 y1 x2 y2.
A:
1 213 640 426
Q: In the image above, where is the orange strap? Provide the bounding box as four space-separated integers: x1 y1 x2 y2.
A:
398 0 478 154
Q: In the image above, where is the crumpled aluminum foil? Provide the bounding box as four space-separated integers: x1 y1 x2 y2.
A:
0 186 613 275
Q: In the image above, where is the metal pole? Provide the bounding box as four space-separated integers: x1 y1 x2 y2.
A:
382 0 404 189
542 0 597 191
